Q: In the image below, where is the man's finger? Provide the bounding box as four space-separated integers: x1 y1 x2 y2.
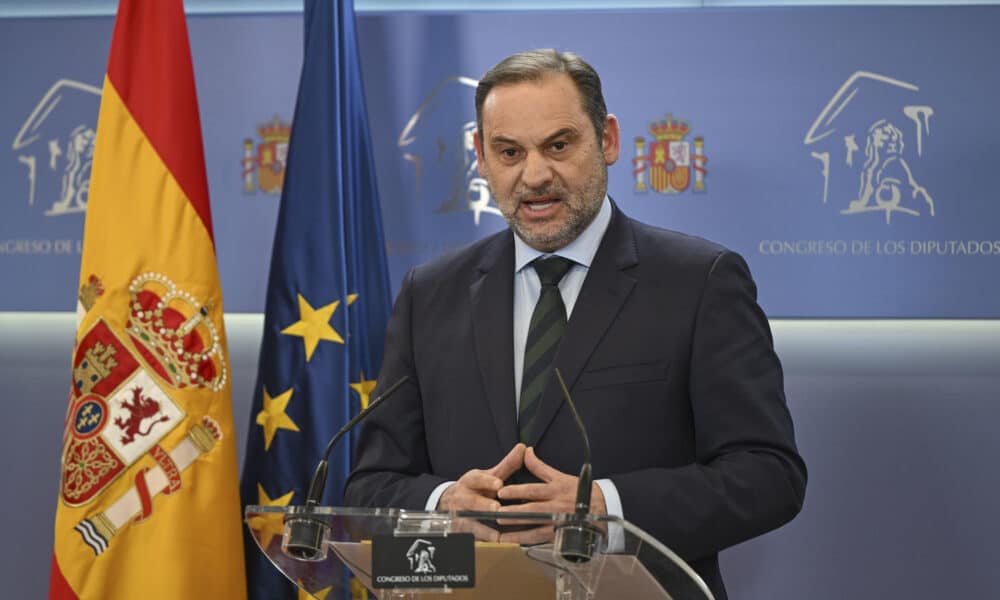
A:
495 500 558 526
497 482 549 502
498 524 555 545
489 443 526 480
498 500 557 514
451 517 501 543
523 446 560 482
458 470 504 495
466 493 502 512
441 484 502 512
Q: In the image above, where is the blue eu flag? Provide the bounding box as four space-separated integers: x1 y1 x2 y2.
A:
240 0 391 597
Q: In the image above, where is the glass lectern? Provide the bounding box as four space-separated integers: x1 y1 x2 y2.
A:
246 505 714 599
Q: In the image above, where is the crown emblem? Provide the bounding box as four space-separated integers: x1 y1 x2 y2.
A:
243 115 291 195
125 273 227 391
79 274 105 312
649 114 690 141
257 115 291 144
633 112 708 195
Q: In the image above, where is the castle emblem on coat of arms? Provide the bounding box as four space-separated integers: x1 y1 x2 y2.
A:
242 115 291 194
632 114 708 195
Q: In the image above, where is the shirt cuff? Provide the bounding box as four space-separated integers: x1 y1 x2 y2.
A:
595 478 625 553
426 481 456 511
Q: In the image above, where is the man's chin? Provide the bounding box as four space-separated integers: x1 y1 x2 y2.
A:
513 225 575 253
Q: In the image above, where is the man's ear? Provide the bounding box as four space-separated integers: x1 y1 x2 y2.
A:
602 114 621 165
473 130 487 178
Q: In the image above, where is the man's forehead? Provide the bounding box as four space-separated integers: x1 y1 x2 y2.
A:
481 74 588 139
482 73 577 108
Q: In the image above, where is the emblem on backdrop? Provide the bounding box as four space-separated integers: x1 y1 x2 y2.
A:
242 115 291 195
633 113 708 195
398 76 501 226
11 79 101 216
804 71 935 224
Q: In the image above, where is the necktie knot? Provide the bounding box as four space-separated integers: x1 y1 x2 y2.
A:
532 256 574 288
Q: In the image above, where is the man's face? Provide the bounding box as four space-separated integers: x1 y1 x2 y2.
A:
474 73 620 252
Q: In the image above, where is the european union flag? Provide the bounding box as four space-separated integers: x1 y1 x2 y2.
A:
239 0 391 597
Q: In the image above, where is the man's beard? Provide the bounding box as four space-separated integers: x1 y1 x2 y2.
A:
501 163 607 252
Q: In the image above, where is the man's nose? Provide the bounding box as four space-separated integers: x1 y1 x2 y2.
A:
520 151 553 189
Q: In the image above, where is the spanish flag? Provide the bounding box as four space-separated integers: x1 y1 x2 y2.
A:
49 2 246 598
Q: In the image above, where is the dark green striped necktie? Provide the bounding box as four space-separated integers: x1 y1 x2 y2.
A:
519 256 574 443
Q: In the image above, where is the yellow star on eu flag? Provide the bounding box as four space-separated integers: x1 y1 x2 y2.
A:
256 386 300 450
281 293 345 361
350 371 378 410
248 483 295 549
298 582 333 600
350 577 370 599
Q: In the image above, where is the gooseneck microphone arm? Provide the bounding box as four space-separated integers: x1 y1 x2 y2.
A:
554 368 592 516
283 375 410 560
302 375 410 508
553 368 602 563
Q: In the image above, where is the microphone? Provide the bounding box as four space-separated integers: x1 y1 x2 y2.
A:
282 375 410 560
552 368 602 564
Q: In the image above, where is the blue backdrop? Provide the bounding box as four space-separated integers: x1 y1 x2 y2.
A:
4 7 1000 600
1 5 998 316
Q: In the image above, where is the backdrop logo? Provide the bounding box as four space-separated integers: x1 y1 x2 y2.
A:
11 79 101 216
805 71 935 224
633 113 707 195
242 115 291 195
398 76 501 226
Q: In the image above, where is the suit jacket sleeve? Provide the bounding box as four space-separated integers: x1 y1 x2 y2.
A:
343 267 447 509
610 250 807 562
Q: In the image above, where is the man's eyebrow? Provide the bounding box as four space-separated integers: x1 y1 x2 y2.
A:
489 128 579 147
488 135 520 147
541 128 578 145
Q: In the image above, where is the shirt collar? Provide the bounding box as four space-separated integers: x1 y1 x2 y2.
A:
514 195 612 272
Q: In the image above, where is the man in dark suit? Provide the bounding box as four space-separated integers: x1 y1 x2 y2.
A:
345 49 806 598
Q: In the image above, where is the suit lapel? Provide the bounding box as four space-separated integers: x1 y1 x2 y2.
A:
524 206 639 446
470 233 520 450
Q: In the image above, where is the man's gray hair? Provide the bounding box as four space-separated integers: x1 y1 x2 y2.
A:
475 49 608 143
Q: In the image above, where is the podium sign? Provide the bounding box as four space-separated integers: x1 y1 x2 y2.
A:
372 533 476 589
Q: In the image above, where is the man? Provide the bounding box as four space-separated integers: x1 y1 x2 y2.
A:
345 49 806 598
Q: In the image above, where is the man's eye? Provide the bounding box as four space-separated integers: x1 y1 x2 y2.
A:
501 148 519 158
551 141 568 151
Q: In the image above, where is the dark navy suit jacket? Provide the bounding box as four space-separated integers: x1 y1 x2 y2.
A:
345 204 807 598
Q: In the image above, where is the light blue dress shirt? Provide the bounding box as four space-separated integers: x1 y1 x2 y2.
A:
426 197 624 539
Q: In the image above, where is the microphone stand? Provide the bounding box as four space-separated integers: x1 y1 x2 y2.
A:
553 369 603 564
282 375 409 560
